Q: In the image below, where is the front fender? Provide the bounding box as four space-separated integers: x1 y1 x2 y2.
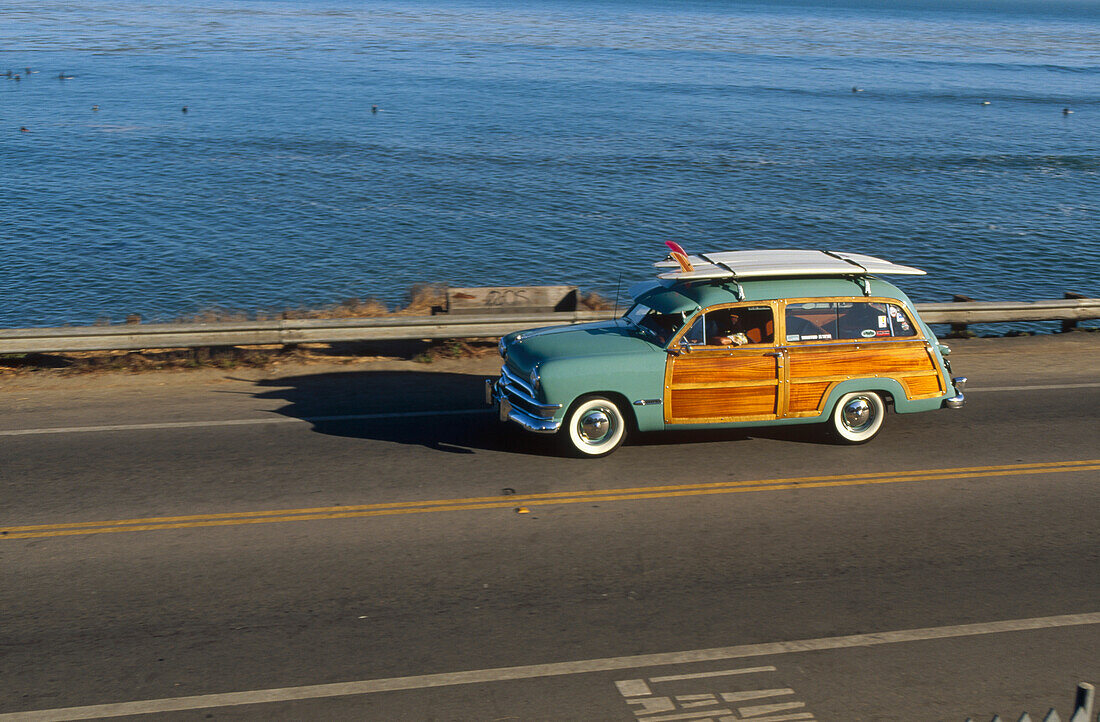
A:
538 352 667 432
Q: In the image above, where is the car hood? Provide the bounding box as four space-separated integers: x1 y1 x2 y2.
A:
504 319 661 372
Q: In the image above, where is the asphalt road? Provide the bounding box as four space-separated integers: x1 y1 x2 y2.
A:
1 334 1098 721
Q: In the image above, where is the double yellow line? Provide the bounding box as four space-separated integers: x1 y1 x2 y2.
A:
3 459 1097 541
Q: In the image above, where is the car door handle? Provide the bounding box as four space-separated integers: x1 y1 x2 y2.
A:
763 351 783 357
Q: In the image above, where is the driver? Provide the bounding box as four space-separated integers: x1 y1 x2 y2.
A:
711 311 750 346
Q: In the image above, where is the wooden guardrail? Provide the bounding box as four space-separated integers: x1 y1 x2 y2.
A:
0 298 1096 355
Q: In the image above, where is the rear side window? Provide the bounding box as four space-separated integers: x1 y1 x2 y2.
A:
785 302 837 341
836 302 916 339
786 301 917 342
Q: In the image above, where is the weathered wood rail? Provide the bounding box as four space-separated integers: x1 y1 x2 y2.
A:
0 298 1096 355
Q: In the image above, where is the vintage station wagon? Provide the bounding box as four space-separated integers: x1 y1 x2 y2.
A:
489 249 966 457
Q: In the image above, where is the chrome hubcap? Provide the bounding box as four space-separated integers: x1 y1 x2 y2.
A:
842 398 873 431
579 409 613 444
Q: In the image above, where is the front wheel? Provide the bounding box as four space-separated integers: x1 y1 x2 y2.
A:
559 396 628 458
824 391 885 444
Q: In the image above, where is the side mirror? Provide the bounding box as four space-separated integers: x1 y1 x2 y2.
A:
679 340 693 354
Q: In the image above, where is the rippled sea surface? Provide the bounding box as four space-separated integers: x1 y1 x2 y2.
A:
2 0 1098 327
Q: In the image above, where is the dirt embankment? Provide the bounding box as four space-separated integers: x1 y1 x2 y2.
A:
0 287 615 377
0 330 1096 396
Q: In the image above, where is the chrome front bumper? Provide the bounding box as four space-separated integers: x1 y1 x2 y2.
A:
486 374 562 434
943 376 967 409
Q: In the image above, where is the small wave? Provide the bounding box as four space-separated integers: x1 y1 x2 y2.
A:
88 124 144 133
904 154 1100 171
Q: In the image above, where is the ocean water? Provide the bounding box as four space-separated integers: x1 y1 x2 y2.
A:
1 0 1098 328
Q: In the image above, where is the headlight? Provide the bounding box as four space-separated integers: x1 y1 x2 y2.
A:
529 365 540 392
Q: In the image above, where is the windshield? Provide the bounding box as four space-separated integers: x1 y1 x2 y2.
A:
623 303 688 346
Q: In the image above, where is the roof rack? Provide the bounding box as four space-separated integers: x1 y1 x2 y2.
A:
654 249 926 281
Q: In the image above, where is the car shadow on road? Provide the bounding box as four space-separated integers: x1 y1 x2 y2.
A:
251 369 560 456
632 423 829 448
252 369 830 456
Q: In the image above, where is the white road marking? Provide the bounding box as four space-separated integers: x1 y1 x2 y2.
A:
739 701 807 717
0 380 1095 437
0 408 493 436
721 689 796 702
3 612 1097 721
616 679 653 697
677 693 720 704
649 667 777 683
641 709 733 721
967 382 1100 392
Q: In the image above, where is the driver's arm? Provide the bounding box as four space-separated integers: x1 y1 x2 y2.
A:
718 332 749 346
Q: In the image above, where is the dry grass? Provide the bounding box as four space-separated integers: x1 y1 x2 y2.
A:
0 346 288 375
399 284 448 316
0 338 500 376
0 284 579 375
167 285 448 324
579 291 615 311
412 339 498 364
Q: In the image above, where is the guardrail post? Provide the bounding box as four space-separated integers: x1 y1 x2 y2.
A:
1070 682 1094 722
970 682 1096 722
950 295 976 338
1062 293 1087 333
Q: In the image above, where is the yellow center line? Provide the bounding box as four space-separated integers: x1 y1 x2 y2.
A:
6 459 1096 531
3 460 1097 540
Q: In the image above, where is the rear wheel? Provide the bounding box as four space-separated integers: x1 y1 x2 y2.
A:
560 396 627 458
825 391 885 444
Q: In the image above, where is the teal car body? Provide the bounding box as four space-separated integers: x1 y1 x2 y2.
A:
490 253 966 456
498 318 669 433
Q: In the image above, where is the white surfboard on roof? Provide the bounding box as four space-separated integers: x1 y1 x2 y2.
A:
654 249 926 281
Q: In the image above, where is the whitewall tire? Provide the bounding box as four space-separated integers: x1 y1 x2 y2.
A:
826 391 885 444
560 396 627 457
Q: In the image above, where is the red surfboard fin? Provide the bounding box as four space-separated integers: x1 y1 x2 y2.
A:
664 241 695 273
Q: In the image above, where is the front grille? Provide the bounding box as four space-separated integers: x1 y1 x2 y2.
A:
498 364 559 419
501 364 536 398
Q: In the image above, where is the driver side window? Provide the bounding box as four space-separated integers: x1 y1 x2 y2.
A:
682 306 775 347
683 316 705 345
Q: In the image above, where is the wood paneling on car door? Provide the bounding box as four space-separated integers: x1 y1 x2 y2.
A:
786 340 944 416
787 341 930 378
666 349 781 423
787 381 832 414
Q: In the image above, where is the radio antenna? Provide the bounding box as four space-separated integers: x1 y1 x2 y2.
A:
613 272 623 318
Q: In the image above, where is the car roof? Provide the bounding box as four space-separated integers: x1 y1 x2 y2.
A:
632 276 911 315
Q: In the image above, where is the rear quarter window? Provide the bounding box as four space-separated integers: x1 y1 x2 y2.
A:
786 301 917 342
785 302 837 342
836 302 917 339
